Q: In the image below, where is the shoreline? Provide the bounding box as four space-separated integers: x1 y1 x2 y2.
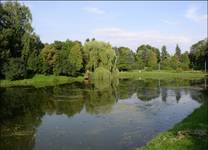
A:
138 102 208 150
0 71 206 88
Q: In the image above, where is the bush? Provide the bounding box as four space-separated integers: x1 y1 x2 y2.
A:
3 58 26 80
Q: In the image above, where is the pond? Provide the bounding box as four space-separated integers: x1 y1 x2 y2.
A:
0 78 207 150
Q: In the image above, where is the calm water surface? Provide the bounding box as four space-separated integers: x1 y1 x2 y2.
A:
0 79 207 150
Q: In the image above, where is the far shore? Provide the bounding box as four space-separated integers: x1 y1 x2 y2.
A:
0 70 207 88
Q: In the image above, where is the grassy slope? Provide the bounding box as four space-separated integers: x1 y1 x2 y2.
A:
0 75 84 88
139 103 208 150
119 70 206 80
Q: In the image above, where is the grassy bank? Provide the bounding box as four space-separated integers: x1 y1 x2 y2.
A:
0 75 84 88
0 70 206 88
139 103 208 150
119 70 206 80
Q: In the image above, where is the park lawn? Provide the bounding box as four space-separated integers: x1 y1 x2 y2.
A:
138 103 208 150
0 74 84 88
0 70 206 88
119 70 206 80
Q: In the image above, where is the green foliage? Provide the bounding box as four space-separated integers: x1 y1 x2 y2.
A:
0 2 32 58
0 1 207 81
170 55 180 70
135 52 145 70
0 1 43 78
136 45 159 68
116 47 135 71
93 67 111 81
175 44 182 60
40 44 57 74
147 50 157 69
161 45 170 61
190 38 208 70
53 40 83 76
180 52 190 70
83 40 117 72
3 58 26 80
68 42 83 74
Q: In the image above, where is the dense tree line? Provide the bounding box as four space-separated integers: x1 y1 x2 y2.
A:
0 1 207 80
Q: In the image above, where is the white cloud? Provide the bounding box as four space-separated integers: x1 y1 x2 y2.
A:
92 27 192 54
185 6 207 23
83 7 105 15
161 20 179 25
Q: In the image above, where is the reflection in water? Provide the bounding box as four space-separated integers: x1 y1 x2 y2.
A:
0 78 207 150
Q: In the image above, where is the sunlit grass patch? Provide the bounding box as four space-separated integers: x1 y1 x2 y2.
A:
0 75 84 88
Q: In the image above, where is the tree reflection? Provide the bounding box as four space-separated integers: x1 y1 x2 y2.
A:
161 88 168 102
175 89 181 103
0 87 51 150
84 80 117 114
136 80 160 101
117 79 137 99
0 78 206 150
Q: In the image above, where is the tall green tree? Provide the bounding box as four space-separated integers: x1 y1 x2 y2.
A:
83 40 117 72
0 1 43 78
1 1 33 58
117 47 135 71
175 44 181 60
170 55 180 70
147 51 157 69
161 45 169 61
189 38 208 70
68 41 83 75
180 52 190 70
136 44 159 68
135 52 145 70
40 44 57 74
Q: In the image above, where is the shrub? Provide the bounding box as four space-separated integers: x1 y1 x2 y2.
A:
3 58 26 80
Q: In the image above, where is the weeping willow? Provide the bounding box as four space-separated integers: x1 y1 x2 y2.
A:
84 40 119 82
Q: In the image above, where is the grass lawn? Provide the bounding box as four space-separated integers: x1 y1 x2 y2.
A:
119 70 206 80
0 70 206 88
138 102 208 150
0 75 84 88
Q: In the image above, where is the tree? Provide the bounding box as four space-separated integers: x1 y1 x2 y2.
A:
170 55 180 70
160 45 171 70
189 38 208 70
0 1 43 79
161 45 169 61
1 1 33 58
136 44 159 69
180 52 190 70
135 53 144 70
175 44 181 60
3 58 26 80
68 42 83 75
40 44 57 74
147 51 157 69
83 40 117 72
161 57 171 70
117 47 135 71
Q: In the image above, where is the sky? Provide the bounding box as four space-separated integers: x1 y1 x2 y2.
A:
21 1 207 54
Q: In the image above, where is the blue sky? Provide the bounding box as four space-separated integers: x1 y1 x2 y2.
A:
21 1 207 54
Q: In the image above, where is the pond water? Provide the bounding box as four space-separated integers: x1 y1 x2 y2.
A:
0 78 207 150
